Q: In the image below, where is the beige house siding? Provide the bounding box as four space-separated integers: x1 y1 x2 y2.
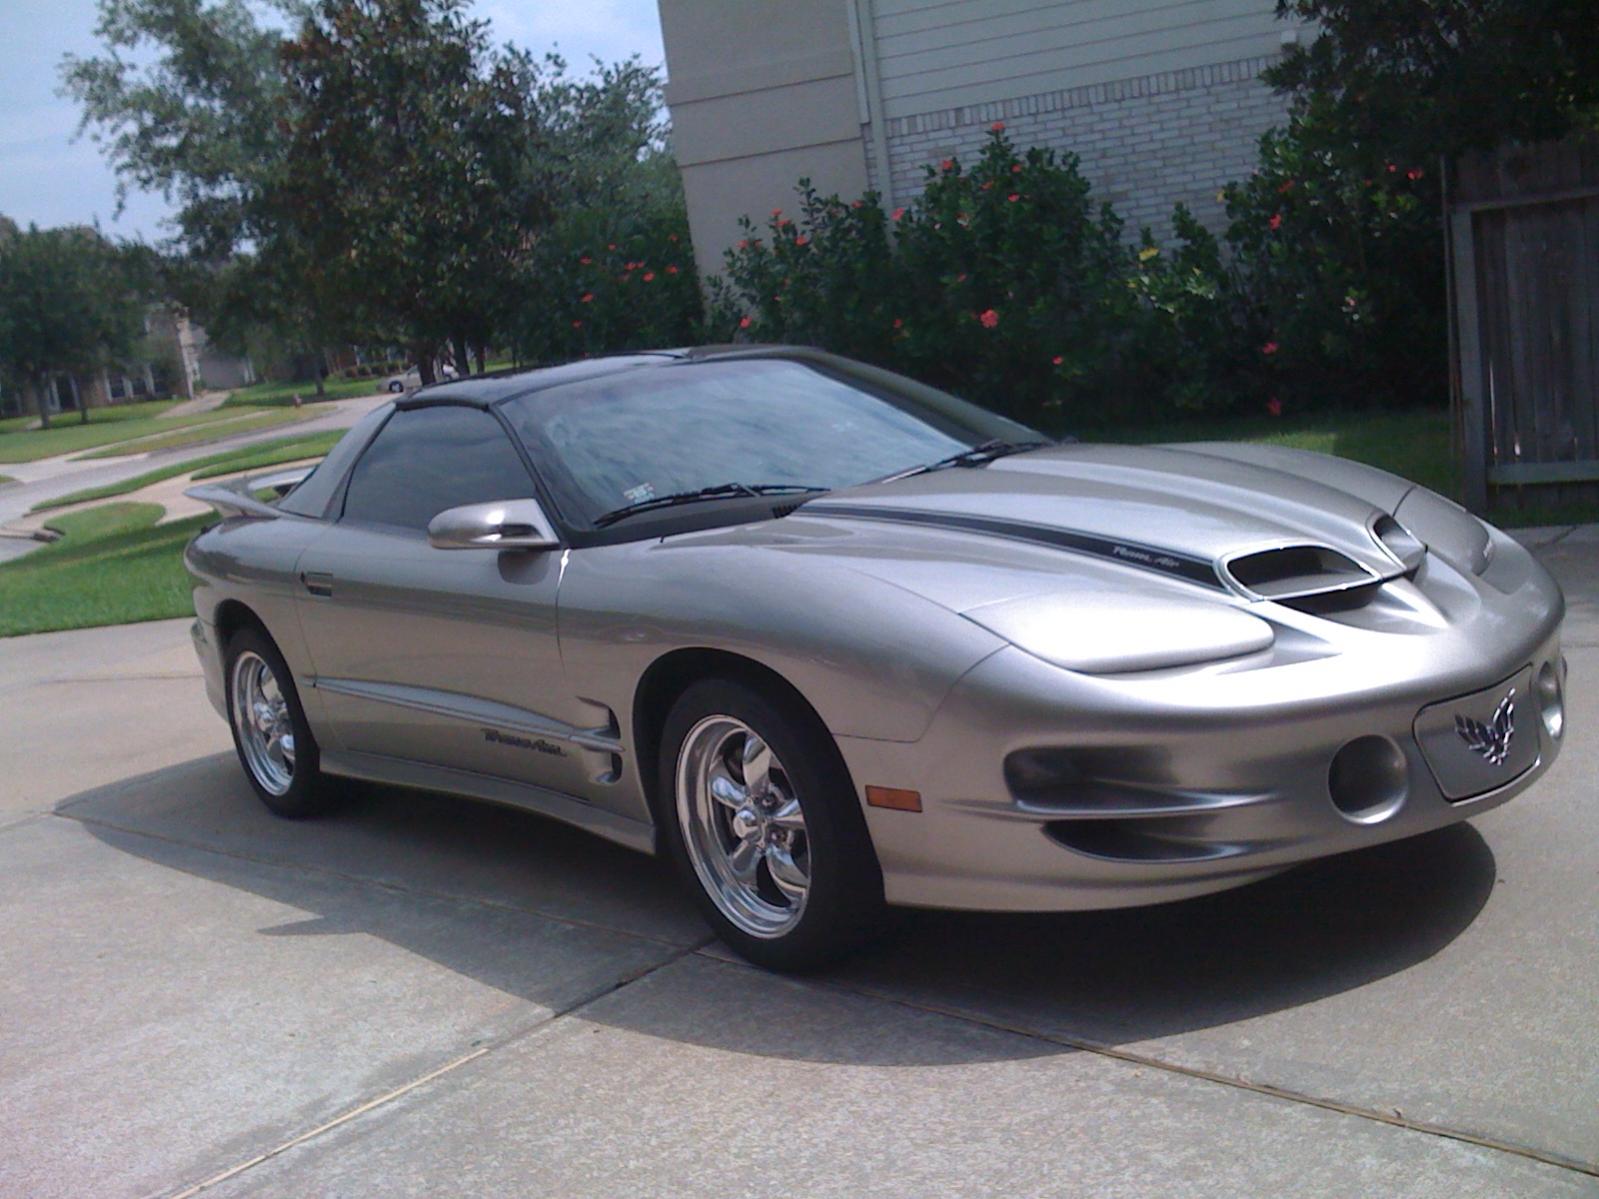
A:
659 0 1308 268
660 1 870 279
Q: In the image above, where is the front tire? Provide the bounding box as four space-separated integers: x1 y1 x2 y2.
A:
225 626 335 818
387 380 404 393
659 678 885 970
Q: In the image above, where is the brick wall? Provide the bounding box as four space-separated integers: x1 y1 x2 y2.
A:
867 56 1289 241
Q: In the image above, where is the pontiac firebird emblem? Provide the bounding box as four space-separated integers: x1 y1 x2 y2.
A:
1456 689 1515 766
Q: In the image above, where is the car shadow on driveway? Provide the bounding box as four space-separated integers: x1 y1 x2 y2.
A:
55 752 1497 1065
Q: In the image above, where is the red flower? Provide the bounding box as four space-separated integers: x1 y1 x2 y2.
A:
1386 163 1398 173
1266 397 1283 417
978 308 999 329
666 264 679 275
1268 213 1283 230
580 292 594 303
1008 193 1020 203
571 319 583 329
1278 179 1294 194
736 239 749 250
794 235 809 247
1262 340 1279 356
643 271 655 282
1407 167 1424 181
892 318 903 329
579 255 592 265
956 273 967 282
668 233 678 242
1011 163 1022 174
738 315 752 330
990 121 1005 133
981 181 994 191
771 208 783 219
852 199 864 208
607 243 617 250
892 207 906 221
1051 355 1064 366
941 158 954 171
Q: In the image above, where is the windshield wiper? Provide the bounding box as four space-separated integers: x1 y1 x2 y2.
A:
593 483 830 528
874 438 1052 485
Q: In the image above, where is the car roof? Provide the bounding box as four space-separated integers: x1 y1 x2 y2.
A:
395 344 821 410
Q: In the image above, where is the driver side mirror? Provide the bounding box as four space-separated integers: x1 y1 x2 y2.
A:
427 498 560 551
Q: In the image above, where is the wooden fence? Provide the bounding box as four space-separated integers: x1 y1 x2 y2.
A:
1449 135 1599 513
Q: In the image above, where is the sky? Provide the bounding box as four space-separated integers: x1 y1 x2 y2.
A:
0 0 666 242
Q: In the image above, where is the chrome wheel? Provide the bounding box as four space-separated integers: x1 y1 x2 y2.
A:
676 715 810 939
230 650 296 796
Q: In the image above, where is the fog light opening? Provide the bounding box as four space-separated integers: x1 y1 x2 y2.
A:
1328 735 1409 824
1537 661 1564 740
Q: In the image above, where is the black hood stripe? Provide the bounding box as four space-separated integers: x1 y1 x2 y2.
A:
806 503 1227 591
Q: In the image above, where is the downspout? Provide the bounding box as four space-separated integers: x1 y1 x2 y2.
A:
847 0 895 212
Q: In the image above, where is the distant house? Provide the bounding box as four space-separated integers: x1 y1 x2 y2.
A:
658 0 1312 276
3 305 255 418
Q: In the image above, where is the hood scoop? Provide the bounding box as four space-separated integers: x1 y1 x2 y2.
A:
1222 544 1382 612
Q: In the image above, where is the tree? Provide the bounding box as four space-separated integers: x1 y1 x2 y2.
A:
64 0 353 394
277 0 541 382
1267 0 1599 166
0 226 147 428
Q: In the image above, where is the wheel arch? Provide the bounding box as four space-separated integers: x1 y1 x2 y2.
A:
213 598 272 651
631 647 846 830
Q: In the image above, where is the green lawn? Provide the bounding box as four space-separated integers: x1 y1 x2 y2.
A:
75 406 313 459
226 375 387 407
0 475 14 486
0 398 179 435
32 430 344 511
1084 407 1458 500
227 360 518 408
188 430 341 478
0 400 223 463
0 503 206 637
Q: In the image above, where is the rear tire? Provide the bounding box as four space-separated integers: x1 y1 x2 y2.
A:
659 678 885 970
224 626 336 818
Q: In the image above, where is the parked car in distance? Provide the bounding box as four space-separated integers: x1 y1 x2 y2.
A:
385 361 457 393
185 346 1567 969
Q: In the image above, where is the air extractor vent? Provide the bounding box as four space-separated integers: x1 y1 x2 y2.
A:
1223 545 1377 605
1373 515 1426 573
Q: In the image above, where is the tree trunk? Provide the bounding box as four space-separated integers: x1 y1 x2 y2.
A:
76 375 89 424
415 346 436 386
451 332 470 379
314 348 326 399
34 375 51 430
474 343 486 375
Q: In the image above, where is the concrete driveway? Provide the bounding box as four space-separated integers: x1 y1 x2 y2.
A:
1 536 1595 1197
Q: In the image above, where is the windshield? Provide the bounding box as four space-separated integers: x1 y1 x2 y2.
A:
499 357 1042 528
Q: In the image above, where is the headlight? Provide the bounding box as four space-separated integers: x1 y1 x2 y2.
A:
962 589 1274 674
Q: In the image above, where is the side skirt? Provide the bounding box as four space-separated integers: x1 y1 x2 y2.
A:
319 749 657 855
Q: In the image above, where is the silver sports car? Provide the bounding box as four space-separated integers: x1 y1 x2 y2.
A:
186 346 1568 968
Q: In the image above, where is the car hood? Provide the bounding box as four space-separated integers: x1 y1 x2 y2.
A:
782 442 1409 601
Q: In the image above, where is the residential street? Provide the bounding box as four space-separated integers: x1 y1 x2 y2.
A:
0 394 388 563
0 531 1594 1198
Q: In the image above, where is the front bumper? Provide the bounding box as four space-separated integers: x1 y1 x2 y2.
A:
839 556 1567 913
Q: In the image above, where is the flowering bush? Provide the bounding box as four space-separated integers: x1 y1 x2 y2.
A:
712 111 1446 426
709 128 1155 426
505 187 702 366
1133 97 1444 415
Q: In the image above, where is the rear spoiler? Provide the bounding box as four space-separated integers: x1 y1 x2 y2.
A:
184 465 314 521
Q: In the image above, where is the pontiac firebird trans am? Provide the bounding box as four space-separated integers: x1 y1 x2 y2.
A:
185 346 1568 968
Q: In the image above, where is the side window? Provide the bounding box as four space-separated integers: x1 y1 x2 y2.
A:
341 405 535 532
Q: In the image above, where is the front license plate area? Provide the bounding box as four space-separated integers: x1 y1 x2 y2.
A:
1413 666 1538 800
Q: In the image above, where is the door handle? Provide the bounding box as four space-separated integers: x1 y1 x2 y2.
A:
301 571 334 598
